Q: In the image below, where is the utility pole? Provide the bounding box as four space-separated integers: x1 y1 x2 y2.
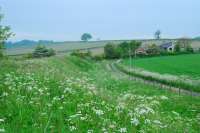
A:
129 43 132 80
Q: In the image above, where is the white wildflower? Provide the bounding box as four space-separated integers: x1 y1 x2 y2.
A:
93 109 104 116
131 118 140 126
144 119 151 124
2 92 8 97
87 129 93 133
64 87 72 93
0 128 5 132
119 127 127 133
0 119 4 123
160 96 169 100
153 120 162 125
59 106 63 110
69 126 76 131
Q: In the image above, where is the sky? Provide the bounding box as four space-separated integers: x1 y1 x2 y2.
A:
1 0 200 41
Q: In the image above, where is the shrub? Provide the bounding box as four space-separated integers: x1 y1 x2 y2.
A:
185 44 194 53
92 54 105 61
146 44 160 55
23 53 33 59
104 43 120 59
71 50 92 59
33 45 56 58
104 41 141 59
174 44 181 52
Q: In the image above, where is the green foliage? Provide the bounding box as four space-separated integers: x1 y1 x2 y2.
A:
104 43 120 59
81 33 92 41
154 30 161 39
123 54 200 80
92 54 105 61
104 41 141 59
0 10 14 58
146 44 160 55
32 45 55 58
174 43 181 52
185 44 194 53
71 50 92 59
0 56 200 132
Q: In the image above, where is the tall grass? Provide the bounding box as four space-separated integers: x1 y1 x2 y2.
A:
0 56 200 132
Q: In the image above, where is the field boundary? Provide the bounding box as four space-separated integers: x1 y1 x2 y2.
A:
109 61 200 97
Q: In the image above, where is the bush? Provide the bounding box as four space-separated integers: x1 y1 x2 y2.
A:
33 45 56 58
92 54 105 61
71 50 92 59
104 43 120 59
146 44 160 55
185 44 194 53
104 41 141 59
23 53 33 59
174 44 181 52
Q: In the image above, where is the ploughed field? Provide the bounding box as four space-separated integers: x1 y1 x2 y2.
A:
123 54 200 79
0 56 200 132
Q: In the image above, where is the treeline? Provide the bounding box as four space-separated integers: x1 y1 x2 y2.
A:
104 41 141 59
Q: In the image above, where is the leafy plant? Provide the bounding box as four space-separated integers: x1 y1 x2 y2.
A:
0 9 14 58
81 33 92 41
32 45 55 58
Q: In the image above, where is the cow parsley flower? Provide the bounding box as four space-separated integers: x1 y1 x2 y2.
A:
0 128 5 132
0 119 4 123
119 127 127 133
93 109 104 116
131 118 140 126
69 126 76 131
160 96 169 100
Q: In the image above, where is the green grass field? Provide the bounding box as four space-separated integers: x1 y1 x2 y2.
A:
123 54 200 79
0 55 200 132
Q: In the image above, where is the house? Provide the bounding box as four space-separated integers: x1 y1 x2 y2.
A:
160 42 174 52
135 47 148 55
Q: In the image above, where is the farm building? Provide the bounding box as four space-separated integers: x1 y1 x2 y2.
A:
135 47 148 55
160 42 175 52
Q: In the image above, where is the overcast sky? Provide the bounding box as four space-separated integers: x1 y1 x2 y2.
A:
1 0 200 41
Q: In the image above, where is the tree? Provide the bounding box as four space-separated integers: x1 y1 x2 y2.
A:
0 9 13 57
81 33 92 41
104 43 120 59
174 44 181 52
154 30 161 40
147 44 159 55
118 41 141 57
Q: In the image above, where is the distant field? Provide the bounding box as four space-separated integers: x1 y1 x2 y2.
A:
123 54 200 79
6 40 124 55
6 39 200 56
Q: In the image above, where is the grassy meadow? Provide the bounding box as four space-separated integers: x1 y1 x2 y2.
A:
123 54 200 79
0 56 200 132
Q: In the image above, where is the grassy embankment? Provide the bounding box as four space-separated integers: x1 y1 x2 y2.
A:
0 56 200 132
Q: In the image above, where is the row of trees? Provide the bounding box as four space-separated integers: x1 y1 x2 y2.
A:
104 41 141 59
